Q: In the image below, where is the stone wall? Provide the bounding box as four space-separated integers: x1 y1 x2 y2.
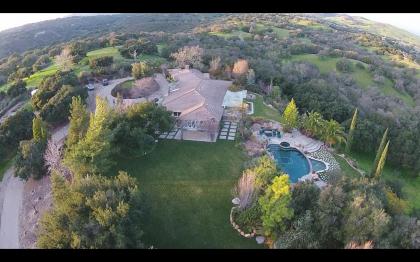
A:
230 207 257 238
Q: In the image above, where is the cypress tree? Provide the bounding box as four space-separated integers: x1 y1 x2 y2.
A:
32 116 47 143
371 128 388 177
66 96 89 149
345 108 358 153
282 98 298 132
374 140 390 178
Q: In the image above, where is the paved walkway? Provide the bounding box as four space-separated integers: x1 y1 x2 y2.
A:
219 121 238 141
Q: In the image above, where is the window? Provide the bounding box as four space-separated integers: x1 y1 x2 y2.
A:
173 112 181 117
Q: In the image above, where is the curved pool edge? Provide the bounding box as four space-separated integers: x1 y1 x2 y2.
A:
307 157 330 174
267 143 313 183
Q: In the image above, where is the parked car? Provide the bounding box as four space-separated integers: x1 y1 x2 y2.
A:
102 79 109 86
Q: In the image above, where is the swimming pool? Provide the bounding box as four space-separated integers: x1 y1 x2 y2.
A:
267 144 311 183
309 158 327 173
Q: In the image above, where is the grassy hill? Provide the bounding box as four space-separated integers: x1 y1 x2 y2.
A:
284 54 415 107
324 14 420 48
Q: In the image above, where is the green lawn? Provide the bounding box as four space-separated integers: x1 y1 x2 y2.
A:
20 47 167 89
293 18 329 30
157 43 167 55
255 23 290 39
249 94 282 122
333 153 360 179
79 47 166 70
348 151 419 214
285 54 415 107
109 140 261 249
86 46 123 60
270 27 290 38
24 63 59 88
119 80 134 89
209 30 253 41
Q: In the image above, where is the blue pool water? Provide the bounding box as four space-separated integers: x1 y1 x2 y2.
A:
310 158 327 172
268 144 310 183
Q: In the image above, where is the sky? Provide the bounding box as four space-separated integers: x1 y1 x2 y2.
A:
0 13 419 36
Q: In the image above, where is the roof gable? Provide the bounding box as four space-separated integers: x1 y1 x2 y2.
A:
162 69 231 121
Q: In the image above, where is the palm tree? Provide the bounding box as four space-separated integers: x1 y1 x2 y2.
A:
301 111 324 138
321 119 346 147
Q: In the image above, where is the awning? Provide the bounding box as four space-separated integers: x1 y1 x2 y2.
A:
222 90 247 108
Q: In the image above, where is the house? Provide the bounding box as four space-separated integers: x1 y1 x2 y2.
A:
161 68 232 142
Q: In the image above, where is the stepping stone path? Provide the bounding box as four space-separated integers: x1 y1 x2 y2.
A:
218 121 238 141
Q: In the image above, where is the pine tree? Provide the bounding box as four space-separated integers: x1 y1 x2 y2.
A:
371 128 388 177
66 96 89 149
282 98 298 132
374 140 390 178
345 108 358 153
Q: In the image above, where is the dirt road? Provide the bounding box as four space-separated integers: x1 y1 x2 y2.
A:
0 123 70 249
0 168 24 248
0 78 127 248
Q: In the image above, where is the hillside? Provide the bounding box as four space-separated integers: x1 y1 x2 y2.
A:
319 14 420 48
0 13 223 59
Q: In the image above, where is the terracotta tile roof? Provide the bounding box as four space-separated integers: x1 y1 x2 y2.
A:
162 69 231 122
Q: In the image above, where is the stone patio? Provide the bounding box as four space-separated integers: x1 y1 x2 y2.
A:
258 128 323 153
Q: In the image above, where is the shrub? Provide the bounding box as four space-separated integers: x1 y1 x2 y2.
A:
32 71 78 110
6 79 27 98
355 62 365 70
228 83 242 92
132 62 150 79
14 139 47 180
77 70 92 84
385 189 408 215
0 109 34 159
89 56 114 69
336 59 353 73
235 203 262 233
385 178 405 198
39 85 88 125
119 39 157 59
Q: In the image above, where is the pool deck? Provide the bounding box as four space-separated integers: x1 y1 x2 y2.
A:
257 128 323 153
